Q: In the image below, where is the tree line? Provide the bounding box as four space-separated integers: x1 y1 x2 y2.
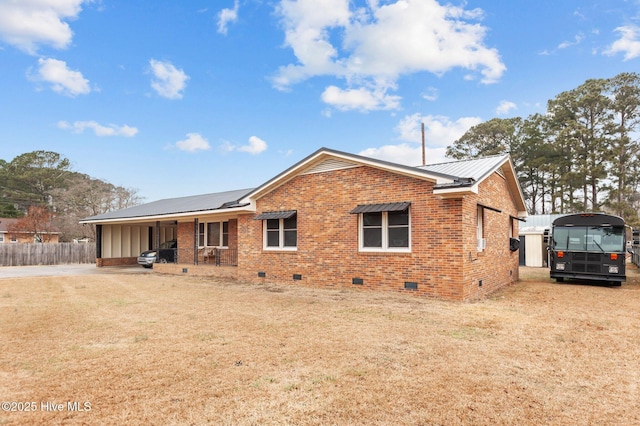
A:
446 72 640 227
0 150 141 241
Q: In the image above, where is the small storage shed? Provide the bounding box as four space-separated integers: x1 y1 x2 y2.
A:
519 214 563 267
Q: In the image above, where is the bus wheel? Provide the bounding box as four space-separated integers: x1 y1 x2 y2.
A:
556 277 564 283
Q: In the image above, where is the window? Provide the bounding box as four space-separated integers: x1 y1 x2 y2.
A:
352 203 410 252
255 211 297 250
199 221 229 247
509 217 515 239
477 205 485 251
198 222 205 247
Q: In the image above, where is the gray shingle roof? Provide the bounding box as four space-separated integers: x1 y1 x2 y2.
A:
81 188 254 222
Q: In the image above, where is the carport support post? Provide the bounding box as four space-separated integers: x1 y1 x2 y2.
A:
155 221 160 253
95 225 102 259
194 219 199 265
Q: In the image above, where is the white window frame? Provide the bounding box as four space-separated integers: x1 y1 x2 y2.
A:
477 205 485 252
358 209 411 253
263 216 297 251
198 220 229 248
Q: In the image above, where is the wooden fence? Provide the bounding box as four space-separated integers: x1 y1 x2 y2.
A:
0 243 96 266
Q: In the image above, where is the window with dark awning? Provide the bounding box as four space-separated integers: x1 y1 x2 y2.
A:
350 202 411 214
253 210 297 220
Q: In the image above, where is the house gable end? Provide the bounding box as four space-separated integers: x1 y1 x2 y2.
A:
242 147 448 203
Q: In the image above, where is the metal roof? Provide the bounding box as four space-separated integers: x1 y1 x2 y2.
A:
253 210 297 220
350 202 411 214
80 188 254 223
80 149 526 225
418 154 509 185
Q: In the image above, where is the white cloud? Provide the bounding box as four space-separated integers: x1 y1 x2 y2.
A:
558 33 584 50
422 87 438 102
359 143 433 166
496 100 517 116
273 0 505 112
0 0 86 54
359 113 481 166
223 136 268 155
149 59 189 99
31 58 90 97
176 133 211 152
321 85 401 111
58 120 138 137
218 0 239 35
396 113 481 146
604 25 640 60
240 136 268 154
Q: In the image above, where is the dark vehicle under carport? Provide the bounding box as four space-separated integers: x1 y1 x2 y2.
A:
137 240 177 268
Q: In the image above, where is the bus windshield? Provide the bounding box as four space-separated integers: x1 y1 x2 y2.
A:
552 226 625 252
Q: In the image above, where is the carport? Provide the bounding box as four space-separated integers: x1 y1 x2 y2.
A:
80 189 254 268
95 221 177 267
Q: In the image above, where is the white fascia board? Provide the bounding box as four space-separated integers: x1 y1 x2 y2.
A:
79 204 257 225
433 184 479 197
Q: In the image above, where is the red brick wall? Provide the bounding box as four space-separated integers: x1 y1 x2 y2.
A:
235 165 520 301
97 257 137 267
236 166 474 299
227 219 238 250
461 171 520 299
177 221 196 264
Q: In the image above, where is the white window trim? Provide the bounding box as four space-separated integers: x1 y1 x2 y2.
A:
198 220 229 248
263 217 297 251
358 210 411 253
477 205 485 252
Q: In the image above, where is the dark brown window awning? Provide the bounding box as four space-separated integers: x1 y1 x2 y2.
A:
254 210 297 220
350 202 411 214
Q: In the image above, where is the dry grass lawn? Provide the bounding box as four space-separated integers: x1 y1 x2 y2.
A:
1 266 639 425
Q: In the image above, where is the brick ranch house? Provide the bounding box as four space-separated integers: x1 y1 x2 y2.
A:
80 148 527 301
0 218 61 243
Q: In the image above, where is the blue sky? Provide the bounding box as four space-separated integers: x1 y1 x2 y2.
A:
1 0 639 202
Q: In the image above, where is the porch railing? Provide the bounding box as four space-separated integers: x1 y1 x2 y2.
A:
191 247 238 266
212 248 238 266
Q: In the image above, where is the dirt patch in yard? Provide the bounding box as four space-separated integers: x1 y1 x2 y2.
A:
1 267 639 425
